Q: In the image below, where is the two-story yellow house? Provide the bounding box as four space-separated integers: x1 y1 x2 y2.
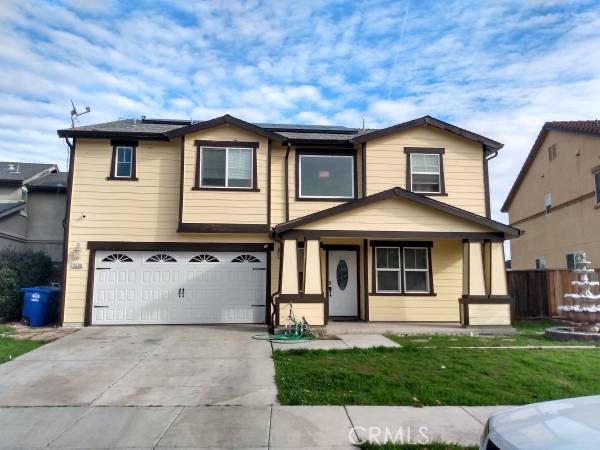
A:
57 114 519 328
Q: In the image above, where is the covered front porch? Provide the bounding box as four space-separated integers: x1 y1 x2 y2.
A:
270 187 520 328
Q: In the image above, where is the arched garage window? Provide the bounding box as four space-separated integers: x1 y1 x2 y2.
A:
231 254 261 263
190 254 219 263
102 253 133 262
145 254 177 263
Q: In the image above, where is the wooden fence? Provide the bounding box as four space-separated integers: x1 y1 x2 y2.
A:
508 269 600 321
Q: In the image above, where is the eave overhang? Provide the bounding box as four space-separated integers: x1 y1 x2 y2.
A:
274 187 520 238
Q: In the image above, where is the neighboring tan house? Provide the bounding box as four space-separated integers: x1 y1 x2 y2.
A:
0 162 67 264
57 114 519 328
502 121 600 270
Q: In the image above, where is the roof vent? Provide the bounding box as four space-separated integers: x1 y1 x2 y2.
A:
7 163 19 173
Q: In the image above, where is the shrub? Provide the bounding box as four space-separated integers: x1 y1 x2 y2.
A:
0 248 53 320
0 266 21 320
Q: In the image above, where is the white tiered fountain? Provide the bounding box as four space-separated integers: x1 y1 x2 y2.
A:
546 252 600 341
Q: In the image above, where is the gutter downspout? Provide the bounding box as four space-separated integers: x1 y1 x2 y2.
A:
284 142 292 222
483 145 498 219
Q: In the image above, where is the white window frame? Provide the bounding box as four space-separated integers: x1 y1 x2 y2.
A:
403 247 430 294
114 146 134 178
298 154 355 199
410 153 441 194
375 247 402 293
198 146 254 189
594 171 600 205
535 257 546 270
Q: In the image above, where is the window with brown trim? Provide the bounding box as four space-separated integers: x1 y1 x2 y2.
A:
296 150 357 201
108 140 138 181
404 148 446 195
371 241 434 296
194 140 259 191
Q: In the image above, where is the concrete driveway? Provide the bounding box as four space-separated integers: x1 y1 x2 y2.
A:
0 325 277 407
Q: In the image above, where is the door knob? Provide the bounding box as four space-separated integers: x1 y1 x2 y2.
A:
328 281 332 297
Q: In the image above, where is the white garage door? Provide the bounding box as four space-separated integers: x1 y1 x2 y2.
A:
92 250 267 325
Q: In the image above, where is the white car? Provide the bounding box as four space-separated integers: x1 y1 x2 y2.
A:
480 396 600 450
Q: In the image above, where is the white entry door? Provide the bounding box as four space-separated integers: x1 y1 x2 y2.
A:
92 250 267 325
328 250 358 317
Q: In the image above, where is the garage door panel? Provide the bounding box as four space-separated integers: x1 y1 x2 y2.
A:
92 250 267 325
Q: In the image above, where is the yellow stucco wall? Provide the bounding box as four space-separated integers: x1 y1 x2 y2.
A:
365 126 487 216
368 240 463 322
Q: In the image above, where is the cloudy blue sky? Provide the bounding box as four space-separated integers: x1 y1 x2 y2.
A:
1 0 599 223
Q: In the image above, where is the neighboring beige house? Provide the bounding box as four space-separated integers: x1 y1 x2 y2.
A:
502 121 600 270
0 162 67 263
57 114 519 328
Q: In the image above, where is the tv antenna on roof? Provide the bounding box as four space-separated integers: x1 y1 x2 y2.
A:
70 100 91 128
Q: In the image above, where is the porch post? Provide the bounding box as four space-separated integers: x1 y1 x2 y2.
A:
489 241 508 296
280 239 299 295
303 240 322 295
465 240 486 296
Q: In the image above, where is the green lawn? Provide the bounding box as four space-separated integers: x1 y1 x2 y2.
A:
361 444 476 450
273 321 600 406
0 328 44 364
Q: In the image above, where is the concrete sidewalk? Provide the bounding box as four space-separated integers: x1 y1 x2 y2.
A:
0 404 513 449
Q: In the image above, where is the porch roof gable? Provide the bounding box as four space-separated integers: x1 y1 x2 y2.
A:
274 187 521 237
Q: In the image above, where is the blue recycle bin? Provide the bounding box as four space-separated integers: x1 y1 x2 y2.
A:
20 287 60 327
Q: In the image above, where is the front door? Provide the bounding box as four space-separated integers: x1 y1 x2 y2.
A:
328 250 358 317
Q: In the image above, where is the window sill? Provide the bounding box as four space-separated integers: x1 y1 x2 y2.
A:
106 176 138 181
413 192 448 197
192 187 260 192
296 196 356 202
370 292 437 297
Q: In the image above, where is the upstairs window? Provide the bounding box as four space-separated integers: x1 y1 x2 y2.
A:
535 257 546 270
108 140 138 181
297 153 355 200
405 148 446 195
197 144 256 190
115 147 133 177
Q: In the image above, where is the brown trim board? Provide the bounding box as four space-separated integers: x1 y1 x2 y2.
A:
274 186 520 237
165 114 284 140
283 230 506 240
87 241 274 252
177 223 269 233
59 137 76 325
84 249 96 326
351 115 503 150
178 136 185 229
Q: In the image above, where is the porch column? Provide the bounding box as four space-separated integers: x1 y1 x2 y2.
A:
303 240 322 295
280 239 299 295
489 241 508 296
463 240 486 296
